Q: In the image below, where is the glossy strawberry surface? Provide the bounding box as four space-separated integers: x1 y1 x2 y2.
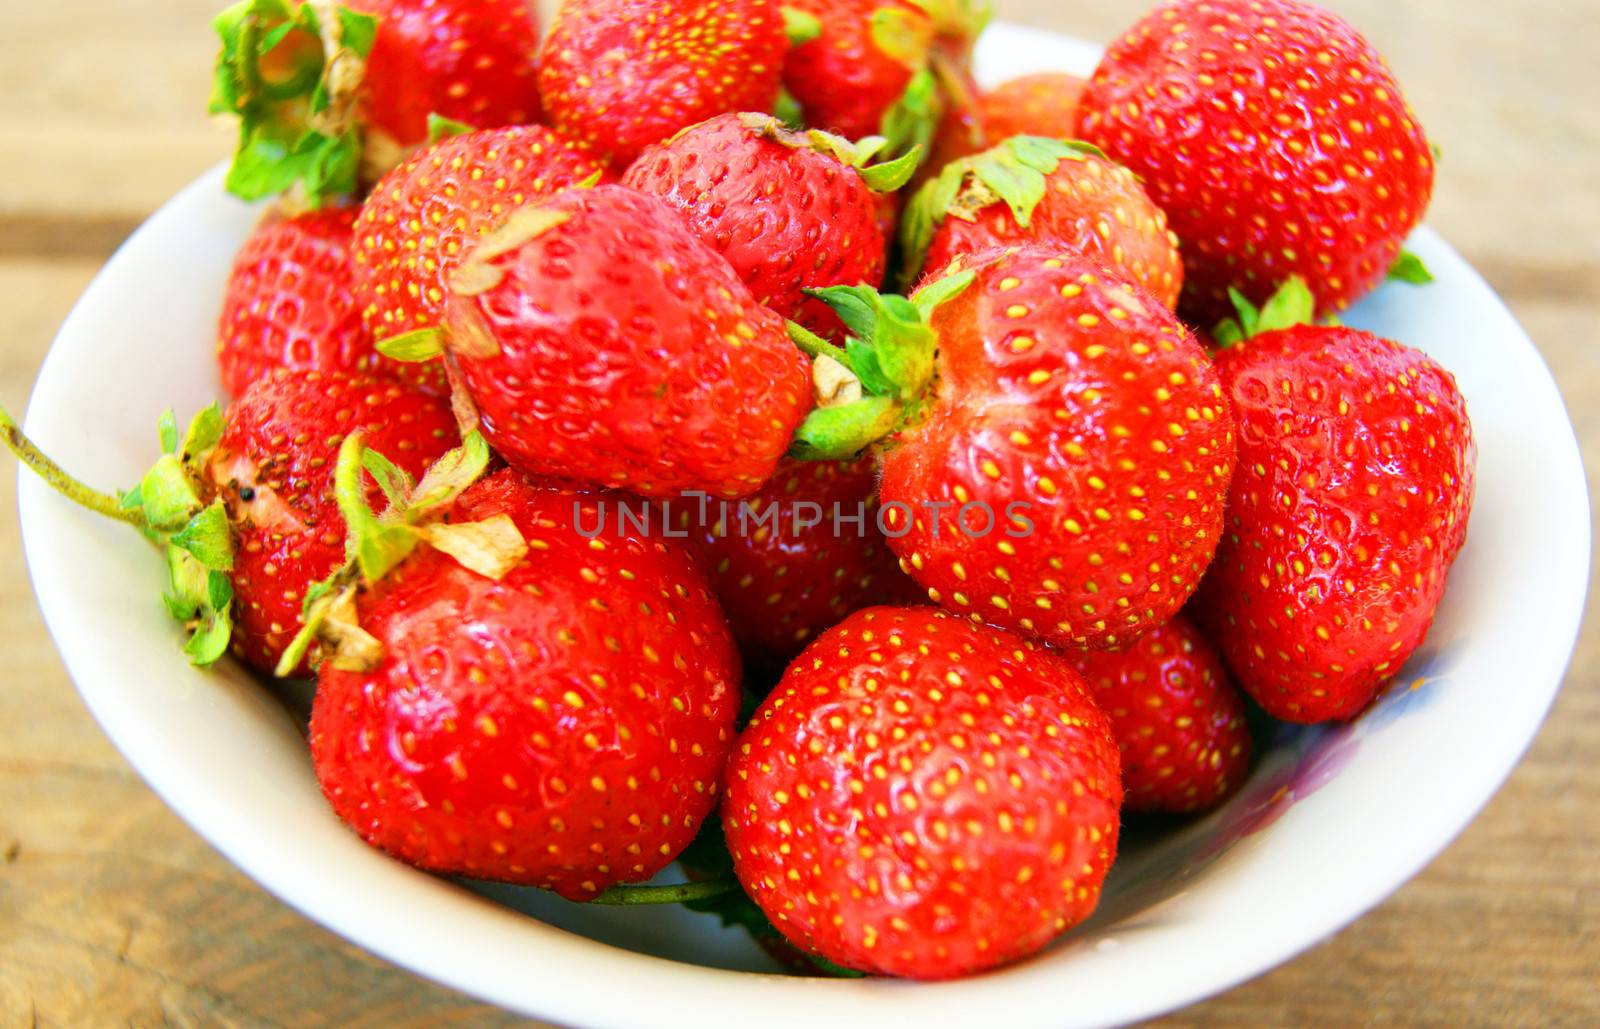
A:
352 125 608 357
1194 325 1474 722
311 470 740 897
216 206 377 397
539 0 786 167
979 73 1085 144
782 0 933 142
204 371 459 676
724 607 1122 979
1067 613 1251 812
443 185 811 499
354 0 543 150
1076 0 1434 322
680 456 918 665
623 114 888 332
884 248 1235 650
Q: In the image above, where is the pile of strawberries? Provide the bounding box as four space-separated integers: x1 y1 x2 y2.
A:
8 0 1476 982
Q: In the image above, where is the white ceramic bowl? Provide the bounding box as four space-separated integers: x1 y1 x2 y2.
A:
17 23 1589 1029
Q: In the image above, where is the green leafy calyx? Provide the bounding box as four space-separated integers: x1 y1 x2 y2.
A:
787 269 974 462
780 6 822 46
900 135 1108 286
1212 277 1318 348
1387 250 1435 286
737 115 922 193
210 0 378 206
275 429 527 677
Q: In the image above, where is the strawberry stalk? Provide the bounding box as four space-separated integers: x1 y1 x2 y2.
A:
1212 276 1318 347
588 877 741 906
0 405 238 665
0 408 142 526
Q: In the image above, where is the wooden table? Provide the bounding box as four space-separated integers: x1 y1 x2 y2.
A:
1 1 1595 1024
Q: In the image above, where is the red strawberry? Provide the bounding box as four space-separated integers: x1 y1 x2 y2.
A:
205 370 459 675
1066 613 1251 813
781 0 935 144
217 205 381 396
210 0 543 204
310 465 740 897
623 114 917 335
428 184 811 499
901 137 1183 308
676 456 918 666
351 124 608 361
979 73 1085 143
1193 281 1474 722
792 248 1234 651
353 0 542 155
538 0 787 167
723 606 1122 979
1076 0 1435 322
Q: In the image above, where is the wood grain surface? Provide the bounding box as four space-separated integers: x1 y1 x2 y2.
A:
1 1 1596 1025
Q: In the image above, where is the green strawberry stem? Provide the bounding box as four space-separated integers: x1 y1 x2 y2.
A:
588 876 741 906
0 408 144 527
0 404 238 666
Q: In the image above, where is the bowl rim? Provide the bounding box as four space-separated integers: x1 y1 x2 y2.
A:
17 22 1591 1029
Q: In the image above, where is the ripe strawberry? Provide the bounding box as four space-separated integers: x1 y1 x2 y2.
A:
425 184 811 499
353 0 542 154
1066 613 1251 813
538 0 787 167
623 114 917 335
675 456 918 666
901 136 1183 307
310 463 740 897
210 0 543 204
205 370 458 675
1075 0 1435 322
792 247 1234 651
217 204 380 396
1193 281 1474 723
979 73 1085 143
351 124 608 360
723 606 1122 979
781 0 935 144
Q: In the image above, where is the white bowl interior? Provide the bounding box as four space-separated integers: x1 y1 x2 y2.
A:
16 24 1588 1029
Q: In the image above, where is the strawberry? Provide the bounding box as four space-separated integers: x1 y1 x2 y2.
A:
400 184 811 499
306 444 740 897
723 606 1122 979
901 136 1184 308
1075 0 1435 322
1193 280 1474 722
1066 613 1251 813
0 371 456 677
781 0 935 145
622 114 918 335
351 124 608 361
209 0 543 205
217 204 378 396
204 370 459 675
538 0 787 168
790 247 1234 651
978 73 1085 144
675 456 919 666
353 0 542 155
